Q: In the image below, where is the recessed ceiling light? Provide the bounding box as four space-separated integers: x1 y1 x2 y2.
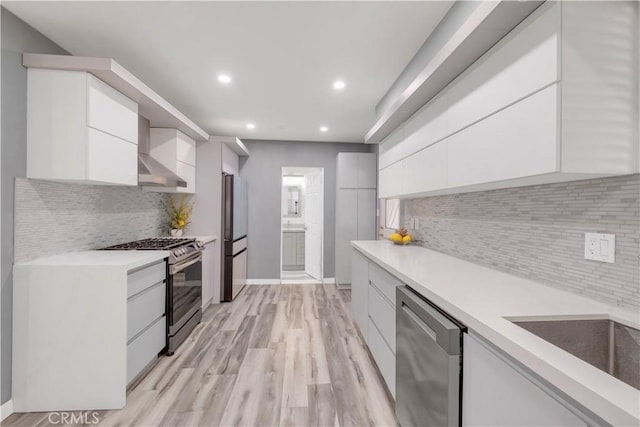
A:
218 74 232 84
333 80 346 90
320 126 329 132
246 123 255 129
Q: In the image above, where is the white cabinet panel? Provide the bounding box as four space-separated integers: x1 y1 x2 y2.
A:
463 333 587 427
368 318 396 397
447 2 560 135
379 125 405 170
128 261 166 298
447 84 559 189
335 189 358 286
357 154 377 189
87 128 138 186
402 90 449 158
126 316 165 385
368 283 396 353
87 74 138 144
337 153 359 188
175 161 196 194
378 162 403 199
402 142 447 196
176 132 196 166
127 282 165 342
27 69 138 186
356 189 376 239
351 250 369 338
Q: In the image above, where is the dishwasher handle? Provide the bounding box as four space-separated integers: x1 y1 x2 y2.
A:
397 286 465 356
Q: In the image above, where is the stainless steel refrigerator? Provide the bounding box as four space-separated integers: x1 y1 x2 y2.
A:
221 173 248 302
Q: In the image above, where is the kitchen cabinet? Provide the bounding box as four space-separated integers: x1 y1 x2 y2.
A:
463 333 588 426
13 252 168 411
282 230 305 270
335 153 377 287
378 1 638 199
26 69 138 186
145 128 197 194
350 248 402 397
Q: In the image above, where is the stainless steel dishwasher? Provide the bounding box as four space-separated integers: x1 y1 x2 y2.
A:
396 286 466 427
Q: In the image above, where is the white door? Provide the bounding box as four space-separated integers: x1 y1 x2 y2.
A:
305 169 323 280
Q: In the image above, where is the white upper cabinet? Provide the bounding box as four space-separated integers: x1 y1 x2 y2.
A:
27 69 138 186
378 1 639 199
147 128 196 194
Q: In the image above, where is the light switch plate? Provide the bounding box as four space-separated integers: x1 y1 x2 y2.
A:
584 233 615 263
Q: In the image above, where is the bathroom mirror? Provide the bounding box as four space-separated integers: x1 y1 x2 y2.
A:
285 185 302 217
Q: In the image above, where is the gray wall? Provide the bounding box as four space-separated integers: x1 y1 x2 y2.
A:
240 140 374 279
1 8 69 404
403 174 640 310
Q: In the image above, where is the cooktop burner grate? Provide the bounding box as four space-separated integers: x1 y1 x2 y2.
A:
102 237 195 251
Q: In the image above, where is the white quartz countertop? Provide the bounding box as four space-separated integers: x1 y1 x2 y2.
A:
352 240 639 426
16 250 170 270
166 235 217 245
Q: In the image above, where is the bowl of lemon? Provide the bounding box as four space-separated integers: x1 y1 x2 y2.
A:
389 227 413 245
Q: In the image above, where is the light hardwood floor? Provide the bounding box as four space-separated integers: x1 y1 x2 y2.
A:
4 284 397 427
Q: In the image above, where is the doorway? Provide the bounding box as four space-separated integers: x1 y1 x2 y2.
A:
280 167 324 283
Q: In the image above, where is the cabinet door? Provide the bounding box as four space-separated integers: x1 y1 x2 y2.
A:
351 250 369 338
335 189 358 285
87 74 138 144
447 84 559 189
357 154 377 189
356 189 376 240
87 128 138 185
378 162 403 199
337 153 359 188
402 141 447 196
175 161 196 194
282 233 297 267
176 131 196 166
463 333 587 427
295 232 305 266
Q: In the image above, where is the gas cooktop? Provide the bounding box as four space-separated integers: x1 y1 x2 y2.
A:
102 237 195 251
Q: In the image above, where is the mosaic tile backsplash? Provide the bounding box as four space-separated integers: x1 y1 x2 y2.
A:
403 174 640 310
15 178 170 262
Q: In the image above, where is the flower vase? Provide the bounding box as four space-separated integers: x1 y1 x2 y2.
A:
170 228 183 237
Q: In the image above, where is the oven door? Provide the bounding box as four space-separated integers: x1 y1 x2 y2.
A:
168 253 203 336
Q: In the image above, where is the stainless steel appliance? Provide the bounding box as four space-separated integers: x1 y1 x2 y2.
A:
102 237 204 355
221 173 248 302
396 286 466 427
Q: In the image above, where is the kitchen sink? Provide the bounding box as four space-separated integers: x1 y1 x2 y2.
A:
511 317 640 390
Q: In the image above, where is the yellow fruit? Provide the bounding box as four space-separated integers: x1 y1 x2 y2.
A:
390 233 403 243
402 235 412 243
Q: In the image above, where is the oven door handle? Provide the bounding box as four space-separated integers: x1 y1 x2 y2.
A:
170 254 203 275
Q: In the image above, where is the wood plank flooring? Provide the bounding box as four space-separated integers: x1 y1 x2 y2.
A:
4 284 397 427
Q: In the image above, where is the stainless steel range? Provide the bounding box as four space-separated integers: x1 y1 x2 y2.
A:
102 237 204 355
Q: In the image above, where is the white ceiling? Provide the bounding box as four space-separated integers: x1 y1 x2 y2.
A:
5 1 453 143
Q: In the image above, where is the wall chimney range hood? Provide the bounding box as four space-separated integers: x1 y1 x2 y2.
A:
138 116 187 188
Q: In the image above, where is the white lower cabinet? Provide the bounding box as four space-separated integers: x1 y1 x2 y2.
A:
368 319 396 397
463 333 588 427
351 250 369 337
127 316 166 385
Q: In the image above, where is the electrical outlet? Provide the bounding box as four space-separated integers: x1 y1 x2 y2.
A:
584 233 615 263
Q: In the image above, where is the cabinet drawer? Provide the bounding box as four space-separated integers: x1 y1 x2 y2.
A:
369 262 403 305
128 261 166 298
127 316 165 385
175 161 196 194
87 128 138 186
87 75 138 144
368 283 396 353
127 281 166 342
368 318 396 397
402 142 447 196
176 132 196 166
447 84 559 189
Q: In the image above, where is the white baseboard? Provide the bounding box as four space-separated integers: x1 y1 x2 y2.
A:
322 277 336 284
246 279 281 285
1 399 13 421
